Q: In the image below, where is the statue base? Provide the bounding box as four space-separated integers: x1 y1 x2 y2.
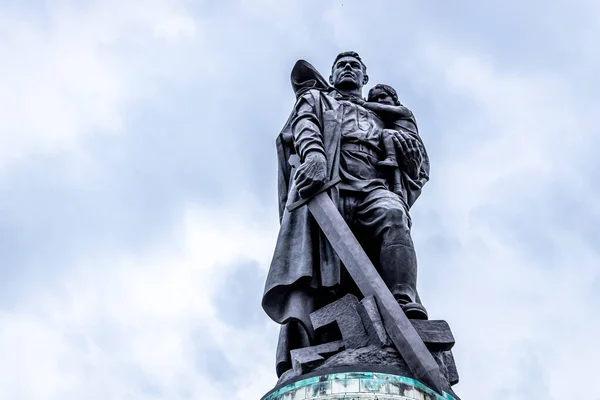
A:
261 370 458 400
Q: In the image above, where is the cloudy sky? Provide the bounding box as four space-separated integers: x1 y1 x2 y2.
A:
1 0 599 399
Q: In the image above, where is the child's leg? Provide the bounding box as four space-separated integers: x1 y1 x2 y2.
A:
392 168 403 195
378 130 398 168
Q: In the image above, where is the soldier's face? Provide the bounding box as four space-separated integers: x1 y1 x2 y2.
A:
330 56 367 90
369 88 396 105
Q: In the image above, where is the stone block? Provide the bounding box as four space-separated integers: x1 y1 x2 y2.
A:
307 379 331 397
358 295 392 346
360 378 389 394
331 378 360 394
411 320 455 351
290 340 344 374
310 294 370 349
442 350 459 385
281 386 306 400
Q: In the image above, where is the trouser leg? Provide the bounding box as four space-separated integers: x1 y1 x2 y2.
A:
355 189 419 305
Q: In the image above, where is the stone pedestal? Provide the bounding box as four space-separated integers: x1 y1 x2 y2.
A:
261 371 457 400
265 295 460 399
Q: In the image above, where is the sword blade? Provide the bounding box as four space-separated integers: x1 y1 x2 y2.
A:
307 192 445 394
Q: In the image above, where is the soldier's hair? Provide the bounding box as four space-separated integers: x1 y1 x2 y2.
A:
368 84 401 106
331 51 367 73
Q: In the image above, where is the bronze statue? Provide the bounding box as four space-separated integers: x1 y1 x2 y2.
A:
262 51 432 378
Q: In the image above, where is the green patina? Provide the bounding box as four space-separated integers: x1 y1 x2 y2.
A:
262 372 456 400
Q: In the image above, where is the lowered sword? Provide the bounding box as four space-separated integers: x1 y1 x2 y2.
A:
287 155 445 395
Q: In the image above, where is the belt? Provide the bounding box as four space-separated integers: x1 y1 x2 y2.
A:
341 142 381 159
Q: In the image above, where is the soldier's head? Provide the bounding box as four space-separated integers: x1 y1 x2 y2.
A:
368 84 401 106
329 51 369 91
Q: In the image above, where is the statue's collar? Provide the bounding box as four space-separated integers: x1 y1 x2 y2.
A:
330 89 365 105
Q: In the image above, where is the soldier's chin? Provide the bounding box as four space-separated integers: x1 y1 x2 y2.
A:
335 78 359 89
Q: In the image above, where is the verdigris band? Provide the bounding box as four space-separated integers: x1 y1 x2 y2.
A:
261 372 457 400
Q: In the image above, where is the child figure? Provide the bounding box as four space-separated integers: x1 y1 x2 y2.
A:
358 84 422 193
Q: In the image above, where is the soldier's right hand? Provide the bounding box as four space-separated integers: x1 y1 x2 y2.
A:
294 152 327 199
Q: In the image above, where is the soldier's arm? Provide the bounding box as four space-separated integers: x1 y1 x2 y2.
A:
291 90 326 161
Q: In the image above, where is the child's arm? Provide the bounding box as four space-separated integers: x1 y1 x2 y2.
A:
360 101 413 119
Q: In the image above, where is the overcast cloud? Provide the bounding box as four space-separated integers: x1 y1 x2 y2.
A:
0 1 599 399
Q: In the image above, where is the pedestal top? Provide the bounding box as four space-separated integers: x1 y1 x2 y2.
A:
262 371 458 400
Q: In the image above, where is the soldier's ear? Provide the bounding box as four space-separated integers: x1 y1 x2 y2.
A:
329 75 334 85
363 74 369 85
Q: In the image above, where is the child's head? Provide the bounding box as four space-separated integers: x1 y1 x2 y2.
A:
368 84 401 106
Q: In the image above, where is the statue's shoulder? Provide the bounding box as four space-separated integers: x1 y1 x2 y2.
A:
298 87 331 100
292 88 336 113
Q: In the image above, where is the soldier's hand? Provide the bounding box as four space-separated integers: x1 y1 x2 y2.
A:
294 152 327 198
392 130 423 176
353 97 367 106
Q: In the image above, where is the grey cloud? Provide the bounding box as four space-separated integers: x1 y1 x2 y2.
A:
212 259 267 329
494 345 551 400
1 0 600 399
194 341 237 386
188 323 238 394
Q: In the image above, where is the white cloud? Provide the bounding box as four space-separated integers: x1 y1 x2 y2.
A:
0 0 200 170
403 39 600 398
0 202 279 400
1 1 599 399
